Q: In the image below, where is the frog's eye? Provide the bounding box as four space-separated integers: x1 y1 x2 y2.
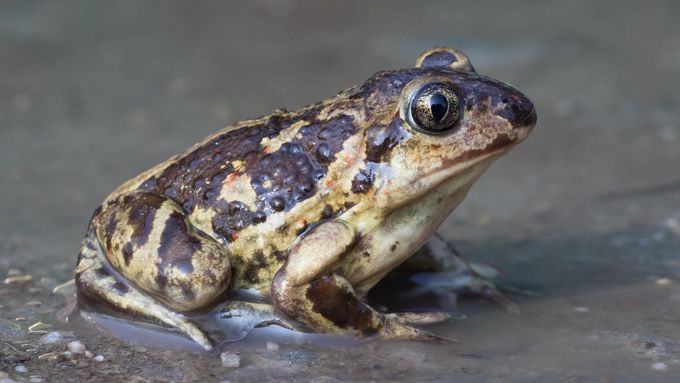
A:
408 83 461 134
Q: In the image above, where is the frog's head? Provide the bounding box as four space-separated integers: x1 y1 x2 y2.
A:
351 46 536 208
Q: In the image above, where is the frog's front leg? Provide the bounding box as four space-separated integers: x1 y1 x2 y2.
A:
75 192 231 351
406 233 519 313
271 220 444 340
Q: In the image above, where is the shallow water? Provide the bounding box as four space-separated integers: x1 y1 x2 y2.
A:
2 1 680 382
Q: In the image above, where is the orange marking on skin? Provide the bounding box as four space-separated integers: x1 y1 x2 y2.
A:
263 146 272 154
231 231 240 240
296 218 306 228
226 173 238 187
344 154 355 166
326 179 334 188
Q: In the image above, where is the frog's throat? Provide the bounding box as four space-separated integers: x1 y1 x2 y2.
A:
399 145 511 209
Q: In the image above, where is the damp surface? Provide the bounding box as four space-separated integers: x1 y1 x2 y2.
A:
2 1 680 382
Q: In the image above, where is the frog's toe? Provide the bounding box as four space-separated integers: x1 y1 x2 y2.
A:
473 283 521 314
380 319 458 343
386 311 450 325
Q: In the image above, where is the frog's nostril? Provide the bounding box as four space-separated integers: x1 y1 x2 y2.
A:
511 96 537 129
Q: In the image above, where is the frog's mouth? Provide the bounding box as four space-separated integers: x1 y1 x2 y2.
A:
420 118 535 195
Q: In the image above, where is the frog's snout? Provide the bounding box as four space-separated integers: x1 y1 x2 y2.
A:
507 92 537 131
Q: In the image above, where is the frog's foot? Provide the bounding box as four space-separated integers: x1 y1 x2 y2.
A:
75 192 233 352
406 233 520 314
414 272 520 314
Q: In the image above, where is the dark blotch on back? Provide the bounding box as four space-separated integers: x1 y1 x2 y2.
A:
139 114 290 212
138 109 360 242
297 115 356 166
156 212 201 287
248 142 322 215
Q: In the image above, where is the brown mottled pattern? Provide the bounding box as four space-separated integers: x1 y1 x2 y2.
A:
102 213 118 254
138 114 294 211
136 109 360 242
156 211 201 288
305 275 377 334
125 192 165 248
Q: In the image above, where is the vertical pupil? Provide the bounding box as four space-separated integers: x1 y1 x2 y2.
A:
429 93 448 123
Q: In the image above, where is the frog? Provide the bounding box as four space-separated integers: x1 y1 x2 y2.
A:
74 46 536 352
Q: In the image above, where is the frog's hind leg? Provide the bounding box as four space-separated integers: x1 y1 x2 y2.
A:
75 192 232 351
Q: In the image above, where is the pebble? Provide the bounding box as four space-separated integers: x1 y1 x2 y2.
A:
220 351 240 368
63 351 73 359
573 306 590 313
84 351 94 359
68 341 86 354
3 275 33 284
94 355 105 362
38 332 63 344
651 362 668 371
656 278 672 286
14 366 27 373
266 341 280 351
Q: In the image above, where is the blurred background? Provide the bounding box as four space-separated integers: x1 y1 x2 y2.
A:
1 1 679 382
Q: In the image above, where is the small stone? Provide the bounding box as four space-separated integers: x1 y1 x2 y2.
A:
38 351 62 363
665 218 680 235
220 351 240 368
3 275 33 284
39 331 63 344
94 355 105 362
15 365 27 373
84 351 94 359
573 306 590 313
75 360 89 369
63 351 73 359
266 341 279 351
651 362 668 371
68 341 86 354
656 278 672 286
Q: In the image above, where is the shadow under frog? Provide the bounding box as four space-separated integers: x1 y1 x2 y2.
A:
74 46 537 351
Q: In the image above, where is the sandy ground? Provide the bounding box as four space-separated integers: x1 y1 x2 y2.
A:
1 1 680 382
